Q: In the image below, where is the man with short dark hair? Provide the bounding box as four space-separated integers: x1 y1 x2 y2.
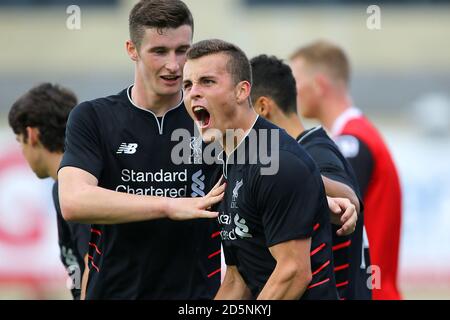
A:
250 54 371 300
8 83 89 300
183 39 338 299
290 40 402 300
58 0 224 299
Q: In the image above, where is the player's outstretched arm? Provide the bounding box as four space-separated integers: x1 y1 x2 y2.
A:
58 167 224 224
215 265 252 300
257 238 312 300
166 177 226 221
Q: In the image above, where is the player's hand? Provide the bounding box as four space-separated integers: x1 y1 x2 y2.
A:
327 196 357 236
166 176 226 220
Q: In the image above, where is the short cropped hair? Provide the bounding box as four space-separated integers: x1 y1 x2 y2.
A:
250 54 297 115
129 0 194 49
290 40 351 86
186 39 252 86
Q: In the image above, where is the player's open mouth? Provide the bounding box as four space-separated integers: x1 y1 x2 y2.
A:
192 106 211 128
160 75 180 83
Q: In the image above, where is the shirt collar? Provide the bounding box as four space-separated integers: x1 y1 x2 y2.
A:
331 106 362 138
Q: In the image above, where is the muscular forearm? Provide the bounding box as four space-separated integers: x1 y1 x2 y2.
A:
60 183 167 224
59 166 221 224
215 281 252 300
322 176 360 214
257 263 311 300
215 267 252 300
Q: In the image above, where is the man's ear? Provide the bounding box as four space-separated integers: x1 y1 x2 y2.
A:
25 127 40 147
235 81 251 105
126 40 139 62
253 96 272 119
313 73 329 97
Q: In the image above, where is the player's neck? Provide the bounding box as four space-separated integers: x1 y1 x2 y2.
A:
283 112 305 140
223 108 258 156
131 81 182 117
319 93 353 132
47 152 63 181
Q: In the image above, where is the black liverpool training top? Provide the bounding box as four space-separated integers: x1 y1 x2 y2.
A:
298 126 371 300
60 86 221 299
218 117 338 300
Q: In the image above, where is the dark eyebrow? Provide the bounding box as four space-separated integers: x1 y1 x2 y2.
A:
199 75 216 81
148 46 167 52
182 75 217 86
177 45 190 51
148 45 190 53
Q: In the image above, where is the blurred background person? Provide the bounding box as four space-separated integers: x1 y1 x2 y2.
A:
8 83 90 300
290 40 402 300
250 54 371 300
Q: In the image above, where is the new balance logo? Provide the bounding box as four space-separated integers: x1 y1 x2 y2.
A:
116 143 138 154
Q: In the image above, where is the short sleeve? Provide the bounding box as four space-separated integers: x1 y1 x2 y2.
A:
251 150 324 247
59 102 104 179
306 143 354 188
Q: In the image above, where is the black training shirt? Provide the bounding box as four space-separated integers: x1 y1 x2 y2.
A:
298 126 371 300
218 117 338 300
60 86 220 299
